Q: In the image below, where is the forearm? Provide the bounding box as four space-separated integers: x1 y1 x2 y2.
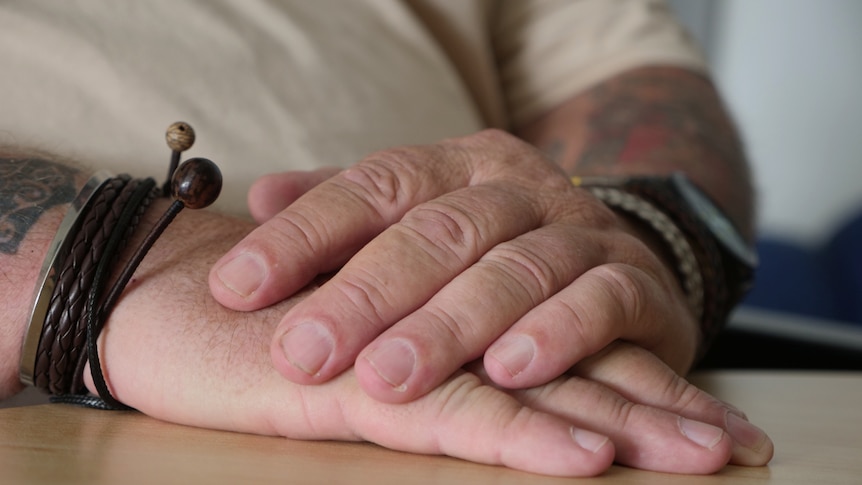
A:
516 66 755 242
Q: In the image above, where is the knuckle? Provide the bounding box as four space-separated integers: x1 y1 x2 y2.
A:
267 210 328 260
428 372 495 432
341 157 408 211
332 268 394 329
400 201 482 259
608 399 638 430
482 242 559 304
342 144 438 214
664 373 726 418
421 305 474 355
662 373 701 410
589 264 647 327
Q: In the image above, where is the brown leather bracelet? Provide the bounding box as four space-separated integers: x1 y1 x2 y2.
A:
20 121 222 410
19 171 113 387
38 176 139 395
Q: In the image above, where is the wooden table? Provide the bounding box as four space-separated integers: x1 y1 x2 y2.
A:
1 371 860 484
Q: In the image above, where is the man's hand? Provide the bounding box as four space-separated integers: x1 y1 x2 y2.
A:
210 129 700 404
96 208 771 475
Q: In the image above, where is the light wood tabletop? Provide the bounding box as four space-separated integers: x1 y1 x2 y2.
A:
1 371 860 485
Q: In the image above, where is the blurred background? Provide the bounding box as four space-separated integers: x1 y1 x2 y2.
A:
669 0 862 368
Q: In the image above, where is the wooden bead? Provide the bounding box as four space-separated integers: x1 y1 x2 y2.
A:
165 122 196 152
170 158 222 209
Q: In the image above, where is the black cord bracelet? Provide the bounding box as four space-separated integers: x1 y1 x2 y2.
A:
21 122 223 410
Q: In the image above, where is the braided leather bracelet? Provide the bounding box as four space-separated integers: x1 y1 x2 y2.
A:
20 122 222 410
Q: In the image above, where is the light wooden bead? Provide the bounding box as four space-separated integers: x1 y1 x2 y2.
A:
165 122 196 152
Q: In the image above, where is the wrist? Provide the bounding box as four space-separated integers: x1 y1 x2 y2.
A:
1 191 85 398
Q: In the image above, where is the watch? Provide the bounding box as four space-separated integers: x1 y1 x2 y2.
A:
571 172 757 352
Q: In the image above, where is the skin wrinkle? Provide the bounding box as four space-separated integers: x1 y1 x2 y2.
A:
430 372 511 458
412 184 542 261
402 201 479 261
342 158 408 211
558 291 601 357
591 265 645 339
663 375 711 417
604 230 672 290
422 303 478 357
343 144 454 219
273 208 343 275
397 216 476 271
521 372 624 432
481 242 558 306
336 266 397 327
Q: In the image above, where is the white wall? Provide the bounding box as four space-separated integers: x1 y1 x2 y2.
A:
709 0 862 246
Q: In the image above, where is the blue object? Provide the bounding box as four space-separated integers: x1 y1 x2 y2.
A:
742 210 862 325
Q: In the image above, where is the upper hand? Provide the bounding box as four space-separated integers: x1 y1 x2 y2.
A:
209 129 700 403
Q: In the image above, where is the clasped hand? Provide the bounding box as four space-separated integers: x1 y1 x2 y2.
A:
203 129 771 473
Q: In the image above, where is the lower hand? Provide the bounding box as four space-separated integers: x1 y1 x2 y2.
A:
93 212 772 475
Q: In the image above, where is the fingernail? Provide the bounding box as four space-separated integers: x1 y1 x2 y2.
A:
489 336 534 377
280 323 333 376
217 252 266 298
678 417 724 450
570 427 609 454
726 412 769 452
365 339 415 392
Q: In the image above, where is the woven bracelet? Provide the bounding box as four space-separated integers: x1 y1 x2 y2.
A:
19 122 222 410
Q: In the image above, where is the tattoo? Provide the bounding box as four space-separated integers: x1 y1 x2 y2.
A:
573 68 746 177
543 67 755 238
0 158 77 254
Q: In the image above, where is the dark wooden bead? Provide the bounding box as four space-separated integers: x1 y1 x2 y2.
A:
165 122 196 152
171 157 222 209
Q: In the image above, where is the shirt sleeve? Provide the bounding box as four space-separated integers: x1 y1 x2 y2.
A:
493 0 709 127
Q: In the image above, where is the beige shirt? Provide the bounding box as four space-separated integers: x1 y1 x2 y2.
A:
0 0 705 216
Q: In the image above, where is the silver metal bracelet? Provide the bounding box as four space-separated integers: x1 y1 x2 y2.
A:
19 171 114 386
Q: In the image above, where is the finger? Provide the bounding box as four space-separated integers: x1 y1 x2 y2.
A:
352 219 608 402
341 370 615 477
210 145 470 311
247 168 342 223
572 343 774 467
270 183 550 386
467 353 736 474
485 257 698 389
513 376 733 473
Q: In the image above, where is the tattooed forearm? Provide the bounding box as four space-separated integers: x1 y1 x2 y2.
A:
517 66 754 239
573 68 747 176
0 158 78 254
